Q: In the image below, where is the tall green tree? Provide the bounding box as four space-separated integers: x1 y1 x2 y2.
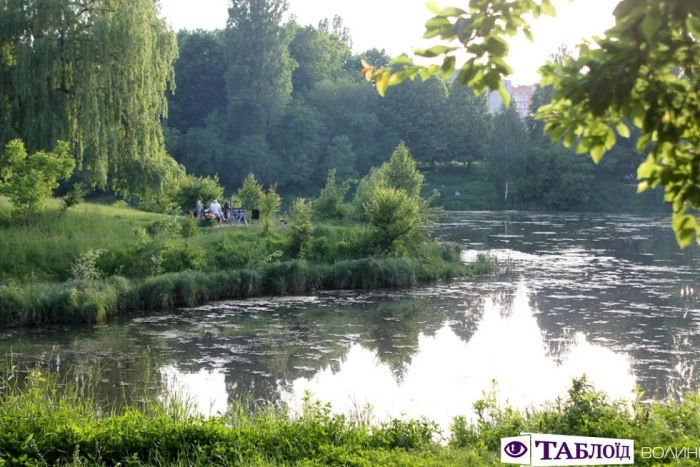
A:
167 30 227 133
305 81 397 172
446 81 490 170
485 104 528 202
323 135 358 182
380 77 449 166
0 0 178 193
225 0 297 138
288 22 351 95
269 103 327 187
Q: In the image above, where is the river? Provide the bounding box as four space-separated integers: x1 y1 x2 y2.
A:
2 212 699 431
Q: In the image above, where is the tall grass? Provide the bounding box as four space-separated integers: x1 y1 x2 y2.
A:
0 364 698 466
0 255 494 326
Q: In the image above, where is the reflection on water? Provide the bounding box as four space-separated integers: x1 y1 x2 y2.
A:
1 212 699 429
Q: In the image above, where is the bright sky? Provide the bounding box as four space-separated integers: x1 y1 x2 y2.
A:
158 0 618 85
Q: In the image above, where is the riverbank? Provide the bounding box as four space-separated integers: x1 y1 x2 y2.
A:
0 197 494 326
421 164 668 213
1 366 698 467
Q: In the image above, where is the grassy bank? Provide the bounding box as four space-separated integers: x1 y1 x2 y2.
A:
0 255 493 326
1 366 699 466
421 164 668 213
0 196 494 326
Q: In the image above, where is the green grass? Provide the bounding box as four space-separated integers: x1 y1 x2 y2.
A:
0 365 698 466
0 254 494 326
0 195 496 326
421 163 669 213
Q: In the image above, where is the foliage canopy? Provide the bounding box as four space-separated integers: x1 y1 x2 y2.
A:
364 0 700 247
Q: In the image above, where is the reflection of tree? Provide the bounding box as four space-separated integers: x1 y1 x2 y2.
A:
359 298 446 384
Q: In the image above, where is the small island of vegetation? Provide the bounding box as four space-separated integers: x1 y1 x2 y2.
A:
0 141 494 327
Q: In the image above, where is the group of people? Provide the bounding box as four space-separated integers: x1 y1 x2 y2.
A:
438 185 461 197
194 197 248 226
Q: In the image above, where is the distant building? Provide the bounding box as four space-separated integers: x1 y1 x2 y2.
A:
488 79 512 113
512 85 535 117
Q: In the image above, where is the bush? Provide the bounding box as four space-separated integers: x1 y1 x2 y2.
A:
71 249 105 281
171 174 224 212
314 169 352 220
60 182 86 217
289 198 314 259
238 173 264 211
365 187 423 253
0 139 75 223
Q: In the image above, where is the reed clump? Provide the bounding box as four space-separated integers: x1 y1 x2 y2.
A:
0 255 494 326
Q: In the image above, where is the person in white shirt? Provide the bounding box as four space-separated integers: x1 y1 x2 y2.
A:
208 199 222 223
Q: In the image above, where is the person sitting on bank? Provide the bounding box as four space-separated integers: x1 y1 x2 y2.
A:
455 190 461 197
235 208 248 226
194 197 204 222
222 198 233 223
208 199 222 223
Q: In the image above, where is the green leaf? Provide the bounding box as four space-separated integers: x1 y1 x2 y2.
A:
457 63 478 86
376 71 391 97
437 6 467 16
419 64 441 81
590 144 606 163
641 14 662 43
426 1 441 14
414 45 459 58
604 127 616 149
523 28 534 42
615 121 631 138
637 159 657 181
672 212 697 248
563 131 576 148
498 83 511 107
576 137 593 155
425 17 451 29
636 132 652 152
483 36 509 57
630 101 645 127
540 0 556 17
484 70 500 91
613 0 644 20
441 55 456 77
389 56 414 66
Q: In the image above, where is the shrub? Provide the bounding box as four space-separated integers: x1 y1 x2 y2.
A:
171 174 224 212
314 169 352 220
0 139 75 223
259 183 281 223
238 173 264 211
60 182 86 218
289 198 314 259
365 187 422 253
180 214 198 248
377 141 424 198
71 249 105 282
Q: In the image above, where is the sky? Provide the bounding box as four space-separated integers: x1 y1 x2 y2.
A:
158 0 618 85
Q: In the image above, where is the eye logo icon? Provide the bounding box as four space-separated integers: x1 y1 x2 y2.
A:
504 441 528 458
501 436 531 464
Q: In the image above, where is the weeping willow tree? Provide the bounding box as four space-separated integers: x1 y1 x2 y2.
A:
0 0 181 197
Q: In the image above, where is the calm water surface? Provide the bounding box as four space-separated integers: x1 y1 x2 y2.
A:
2 212 699 430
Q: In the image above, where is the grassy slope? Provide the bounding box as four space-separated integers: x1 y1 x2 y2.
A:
421 163 668 213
